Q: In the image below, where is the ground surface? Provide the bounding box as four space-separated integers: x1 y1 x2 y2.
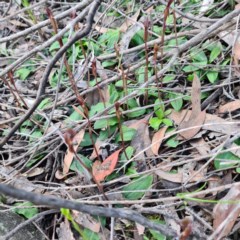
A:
1 0 240 239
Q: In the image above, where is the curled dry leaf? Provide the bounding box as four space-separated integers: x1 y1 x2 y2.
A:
22 167 44 178
63 129 85 175
212 184 240 240
92 148 122 183
219 100 240 113
151 126 168 155
180 217 193 240
179 74 206 139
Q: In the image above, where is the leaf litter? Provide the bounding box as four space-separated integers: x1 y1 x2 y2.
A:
2 1 240 239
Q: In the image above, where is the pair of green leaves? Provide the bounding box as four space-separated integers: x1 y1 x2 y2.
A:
149 100 172 130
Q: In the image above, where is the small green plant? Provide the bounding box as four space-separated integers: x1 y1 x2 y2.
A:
149 99 172 130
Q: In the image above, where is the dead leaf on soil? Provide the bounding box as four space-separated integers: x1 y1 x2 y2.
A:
155 168 213 183
85 60 110 105
190 138 210 156
179 74 206 139
212 184 240 240
63 129 85 175
72 211 101 233
233 35 240 73
119 9 140 32
89 139 103 160
129 115 154 160
92 148 122 183
57 220 75 240
135 222 145 235
151 126 168 155
22 167 44 178
219 100 240 113
170 110 240 136
95 25 114 33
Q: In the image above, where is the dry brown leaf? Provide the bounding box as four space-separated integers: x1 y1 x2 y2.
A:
129 115 154 160
95 25 114 33
233 36 240 73
57 220 75 240
72 211 101 233
179 74 206 139
212 185 240 239
203 114 240 135
135 222 145 235
89 139 103 160
63 129 85 175
155 168 212 183
22 167 44 178
170 110 240 136
151 126 168 155
190 138 210 156
119 9 140 32
219 100 240 113
92 149 122 183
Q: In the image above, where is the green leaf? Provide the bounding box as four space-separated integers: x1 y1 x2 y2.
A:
61 208 73 221
182 65 200 72
116 126 136 142
154 99 165 119
207 71 218 83
80 132 97 147
214 151 240 170
149 220 167 240
135 66 152 83
120 146 134 162
102 60 117 67
82 228 100 240
209 45 222 63
49 38 68 52
149 117 162 130
162 118 173 126
164 109 172 116
16 68 31 80
131 30 144 46
13 202 38 219
127 108 146 118
99 126 116 141
123 175 153 200
169 93 183 111
70 155 92 173
167 37 187 47
166 136 179 148
26 153 44 167
98 29 120 49
162 74 175 83
94 117 118 129
38 98 52 110
190 49 208 64
68 106 84 122
115 80 132 88
29 129 43 142
166 15 174 25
